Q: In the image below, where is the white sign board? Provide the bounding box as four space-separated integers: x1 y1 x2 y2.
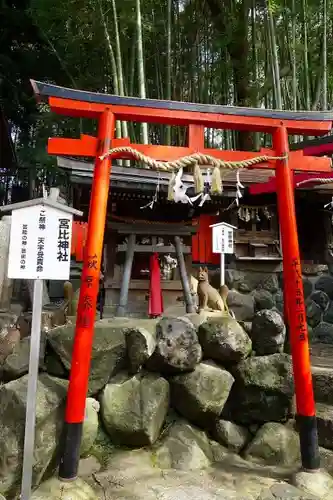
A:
8 204 73 280
212 225 234 254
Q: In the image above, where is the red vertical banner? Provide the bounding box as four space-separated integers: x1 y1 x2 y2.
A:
192 214 219 265
148 253 163 317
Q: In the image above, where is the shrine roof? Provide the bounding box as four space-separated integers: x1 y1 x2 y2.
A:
291 133 333 156
32 80 333 124
32 80 333 135
57 156 274 190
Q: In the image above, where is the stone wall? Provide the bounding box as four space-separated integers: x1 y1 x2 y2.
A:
211 263 333 345
3 310 333 498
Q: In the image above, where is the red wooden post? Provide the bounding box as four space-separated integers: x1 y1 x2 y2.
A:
273 125 319 471
59 109 115 480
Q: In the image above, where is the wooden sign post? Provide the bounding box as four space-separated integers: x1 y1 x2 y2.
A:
0 190 82 500
210 222 237 287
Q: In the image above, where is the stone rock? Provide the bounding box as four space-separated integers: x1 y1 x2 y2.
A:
20 308 66 337
182 311 209 328
291 469 333 499
306 299 323 328
260 274 280 294
324 303 333 324
198 317 252 363
238 282 251 294
170 360 234 427
47 320 127 395
0 327 20 364
303 263 328 276
239 321 252 336
183 310 229 329
125 326 156 374
312 321 333 344
45 349 68 377
30 477 98 500
90 445 290 500
209 439 229 462
100 371 169 447
81 398 100 457
274 291 284 315
303 278 313 299
212 419 250 453
243 422 300 466
258 483 318 500
0 374 68 498
78 456 101 477
311 290 330 311
154 420 213 470
224 354 294 425
227 271 280 295
251 310 286 355
0 312 19 332
223 385 294 425
147 317 202 374
2 335 46 381
225 269 245 291
232 353 294 395
253 290 275 311
316 402 333 450
226 290 255 321
312 365 333 404
315 275 333 299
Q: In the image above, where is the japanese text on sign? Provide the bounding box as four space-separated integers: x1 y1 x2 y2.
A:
211 224 235 255
57 218 70 263
36 237 45 273
39 209 46 230
8 205 73 280
20 224 28 270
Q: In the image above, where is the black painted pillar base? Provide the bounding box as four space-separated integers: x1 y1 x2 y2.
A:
296 414 320 471
59 422 83 480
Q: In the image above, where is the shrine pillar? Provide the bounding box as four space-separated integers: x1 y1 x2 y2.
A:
116 233 136 317
59 109 115 480
174 235 195 313
274 126 319 471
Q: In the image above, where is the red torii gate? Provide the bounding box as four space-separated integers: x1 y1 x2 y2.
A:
31 80 333 481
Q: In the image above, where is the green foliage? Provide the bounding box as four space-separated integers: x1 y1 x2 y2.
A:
1 0 332 174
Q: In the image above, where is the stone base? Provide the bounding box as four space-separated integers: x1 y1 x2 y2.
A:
31 477 98 500
291 469 333 498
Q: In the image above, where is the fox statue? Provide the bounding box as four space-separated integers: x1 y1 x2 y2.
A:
197 266 230 315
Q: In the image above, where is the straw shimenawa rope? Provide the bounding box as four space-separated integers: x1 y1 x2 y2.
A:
296 177 333 187
100 146 288 198
100 146 287 173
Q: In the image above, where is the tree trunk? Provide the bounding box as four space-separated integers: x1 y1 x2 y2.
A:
266 2 282 109
322 0 328 109
136 0 149 144
165 0 172 145
205 0 253 150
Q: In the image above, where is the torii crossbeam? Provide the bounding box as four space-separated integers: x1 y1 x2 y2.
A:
31 79 332 481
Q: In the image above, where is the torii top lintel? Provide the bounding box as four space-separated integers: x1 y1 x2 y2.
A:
31 80 333 173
